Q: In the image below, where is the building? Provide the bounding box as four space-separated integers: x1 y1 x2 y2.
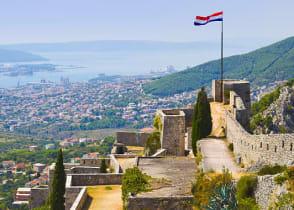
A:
29 146 38 151
82 152 99 159
45 144 55 150
14 187 31 202
2 160 15 168
33 163 46 172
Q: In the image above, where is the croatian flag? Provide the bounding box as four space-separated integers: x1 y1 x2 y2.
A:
194 11 223 26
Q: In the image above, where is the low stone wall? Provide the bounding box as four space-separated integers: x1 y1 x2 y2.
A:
80 158 111 167
254 175 289 210
226 110 294 167
116 131 151 146
70 174 122 186
30 186 49 209
70 166 99 174
65 187 82 210
127 196 194 210
70 187 88 210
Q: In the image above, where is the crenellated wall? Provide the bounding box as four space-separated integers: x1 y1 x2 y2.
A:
226 110 294 167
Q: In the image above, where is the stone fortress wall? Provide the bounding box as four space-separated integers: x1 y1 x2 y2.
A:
116 131 151 147
226 110 294 167
215 79 294 167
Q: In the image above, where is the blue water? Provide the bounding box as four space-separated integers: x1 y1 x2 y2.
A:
0 46 251 88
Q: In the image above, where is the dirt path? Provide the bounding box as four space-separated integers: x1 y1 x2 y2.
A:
84 185 122 210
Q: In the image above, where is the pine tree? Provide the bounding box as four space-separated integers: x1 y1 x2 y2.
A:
50 149 66 210
192 87 212 156
99 158 107 173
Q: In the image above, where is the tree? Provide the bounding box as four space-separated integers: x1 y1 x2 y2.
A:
99 158 107 173
50 149 66 210
192 87 212 156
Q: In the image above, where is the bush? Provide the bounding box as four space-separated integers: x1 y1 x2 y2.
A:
238 197 260 210
236 175 257 201
257 165 287 175
274 174 288 185
153 115 162 131
237 175 259 210
122 167 150 208
228 143 234 152
191 168 232 208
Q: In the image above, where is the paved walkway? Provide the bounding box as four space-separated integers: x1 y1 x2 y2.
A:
199 138 239 174
199 102 240 174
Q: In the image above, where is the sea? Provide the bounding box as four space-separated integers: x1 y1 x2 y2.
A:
0 45 254 88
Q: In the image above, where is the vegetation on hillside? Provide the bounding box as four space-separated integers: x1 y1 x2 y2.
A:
192 87 212 156
144 36 294 96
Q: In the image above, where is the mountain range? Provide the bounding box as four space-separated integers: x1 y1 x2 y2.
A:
0 48 47 62
143 36 294 96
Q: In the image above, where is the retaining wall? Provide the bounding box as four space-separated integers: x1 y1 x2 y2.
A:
70 187 88 210
226 110 294 167
70 174 122 186
127 196 194 210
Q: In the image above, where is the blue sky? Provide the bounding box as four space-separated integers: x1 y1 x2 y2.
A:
1 0 294 45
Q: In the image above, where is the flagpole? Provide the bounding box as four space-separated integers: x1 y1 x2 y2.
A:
220 14 224 103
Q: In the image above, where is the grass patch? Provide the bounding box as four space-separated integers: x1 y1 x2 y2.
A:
257 165 287 175
104 186 112 190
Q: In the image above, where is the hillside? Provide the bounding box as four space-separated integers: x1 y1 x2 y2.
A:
250 79 294 134
143 36 294 96
0 48 47 62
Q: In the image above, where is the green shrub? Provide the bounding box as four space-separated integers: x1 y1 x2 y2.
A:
236 175 257 200
192 168 232 208
195 153 202 165
238 197 260 210
237 175 259 210
224 89 231 105
228 143 234 152
122 167 150 208
257 165 287 175
274 174 288 185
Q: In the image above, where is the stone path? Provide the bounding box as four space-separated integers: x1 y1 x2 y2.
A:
199 138 239 174
199 102 240 174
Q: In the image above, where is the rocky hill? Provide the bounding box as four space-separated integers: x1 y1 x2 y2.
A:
144 36 294 96
251 79 294 134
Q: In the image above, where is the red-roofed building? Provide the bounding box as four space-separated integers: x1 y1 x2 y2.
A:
2 160 15 168
14 188 31 202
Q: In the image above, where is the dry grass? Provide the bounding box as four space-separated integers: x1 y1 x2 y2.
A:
86 185 123 210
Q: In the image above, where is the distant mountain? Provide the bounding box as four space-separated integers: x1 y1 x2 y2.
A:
0 48 47 62
143 36 294 96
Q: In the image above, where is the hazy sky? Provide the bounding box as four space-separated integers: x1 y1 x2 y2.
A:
1 0 293 45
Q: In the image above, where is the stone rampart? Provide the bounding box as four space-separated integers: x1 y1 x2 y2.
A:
80 158 111 167
70 174 122 186
70 187 88 210
70 166 99 174
226 110 294 167
158 109 186 156
116 131 151 146
127 196 194 210
30 186 49 209
253 174 289 210
65 187 82 210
